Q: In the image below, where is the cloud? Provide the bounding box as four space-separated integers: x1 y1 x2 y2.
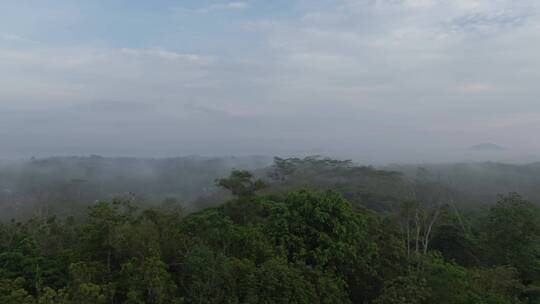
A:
455 84 495 93
118 49 205 62
445 10 533 35
172 1 249 13
219 2 249 10
245 0 540 151
1 0 540 161
0 32 36 44
0 47 216 109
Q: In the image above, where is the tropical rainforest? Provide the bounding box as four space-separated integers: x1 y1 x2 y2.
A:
2 156 540 303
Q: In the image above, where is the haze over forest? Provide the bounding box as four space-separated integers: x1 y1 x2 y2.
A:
2 0 540 163
3 1 540 303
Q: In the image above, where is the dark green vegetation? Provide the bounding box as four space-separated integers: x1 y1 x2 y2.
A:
2 156 540 303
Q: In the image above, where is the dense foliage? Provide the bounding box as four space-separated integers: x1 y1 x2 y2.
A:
2 158 540 303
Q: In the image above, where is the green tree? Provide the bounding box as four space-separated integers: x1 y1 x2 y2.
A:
481 193 540 284
0 277 35 304
373 275 429 304
119 255 178 304
264 190 377 303
253 258 319 304
80 199 136 274
216 170 266 200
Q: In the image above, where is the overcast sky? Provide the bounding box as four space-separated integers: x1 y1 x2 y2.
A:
1 0 539 162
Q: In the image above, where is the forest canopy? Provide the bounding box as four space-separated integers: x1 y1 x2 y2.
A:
2 157 540 303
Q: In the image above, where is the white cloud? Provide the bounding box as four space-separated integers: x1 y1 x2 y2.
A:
0 47 216 108
172 1 249 13
2 0 540 160
118 49 205 62
224 2 249 9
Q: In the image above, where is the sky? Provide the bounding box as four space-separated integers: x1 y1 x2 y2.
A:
1 0 540 163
